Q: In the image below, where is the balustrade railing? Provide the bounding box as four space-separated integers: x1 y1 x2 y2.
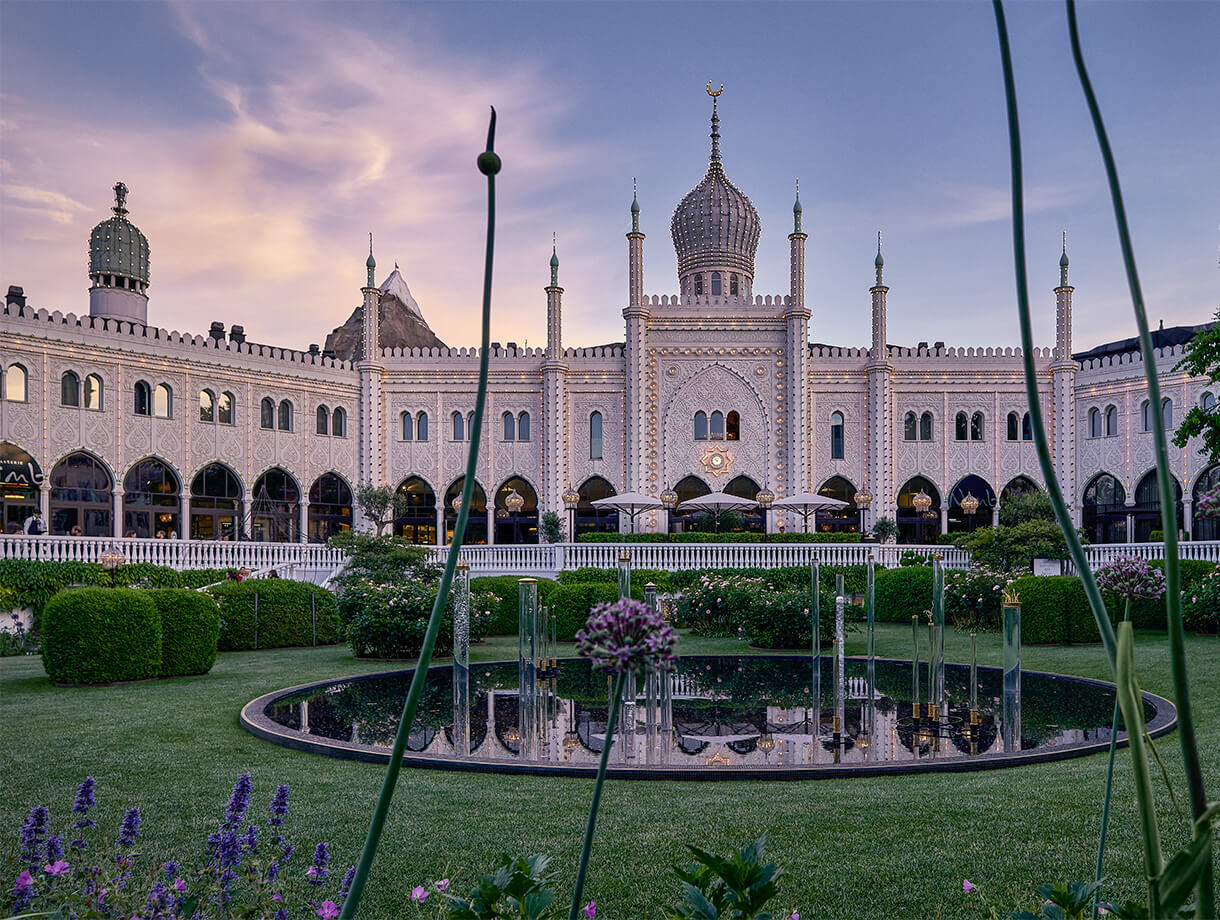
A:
0 535 347 573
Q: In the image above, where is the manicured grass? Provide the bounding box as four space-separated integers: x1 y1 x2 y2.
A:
3 625 1217 918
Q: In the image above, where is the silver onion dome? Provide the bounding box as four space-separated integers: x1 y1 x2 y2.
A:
89 182 149 287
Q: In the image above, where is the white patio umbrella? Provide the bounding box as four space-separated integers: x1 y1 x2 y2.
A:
771 492 850 533
676 491 758 533
590 491 661 533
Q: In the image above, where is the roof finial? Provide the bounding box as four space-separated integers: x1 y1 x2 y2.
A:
630 176 640 231
550 232 560 287
875 231 885 286
112 181 129 217
1059 230 1069 286
706 82 723 165
366 232 376 288
792 178 802 234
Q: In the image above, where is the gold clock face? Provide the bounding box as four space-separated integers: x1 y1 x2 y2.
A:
700 446 733 477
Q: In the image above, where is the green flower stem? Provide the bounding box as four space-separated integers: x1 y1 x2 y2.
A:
990 0 1116 670
569 669 627 920
1063 3 1212 915
339 108 499 920
1093 598 1130 920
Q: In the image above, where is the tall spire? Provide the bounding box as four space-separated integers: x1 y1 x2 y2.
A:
875 231 885 287
792 179 802 234
550 232 559 287
630 177 640 232
706 82 723 166
366 232 376 288
1059 230 1069 286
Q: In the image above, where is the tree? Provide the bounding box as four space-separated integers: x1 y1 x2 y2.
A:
872 516 898 543
355 482 407 537
998 489 1055 527
540 510 564 544
1172 309 1220 462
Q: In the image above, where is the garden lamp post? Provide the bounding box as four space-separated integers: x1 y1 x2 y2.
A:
505 489 525 543
854 489 873 535
563 485 580 542
912 489 933 544
99 546 126 587
755 487 774 541
959 492 980 533
660 488 678 541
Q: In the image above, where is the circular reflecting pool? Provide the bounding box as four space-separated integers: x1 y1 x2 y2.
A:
241 656 1175 779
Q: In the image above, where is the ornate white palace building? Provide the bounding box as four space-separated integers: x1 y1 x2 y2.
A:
1 98 1215 546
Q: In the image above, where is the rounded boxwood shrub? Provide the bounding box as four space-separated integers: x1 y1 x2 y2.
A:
547 583 619 640
207 581 339 650
146 588 221 677
1009 575 1099 644
41 587 161 684
469 576 559 635
874 565 934 622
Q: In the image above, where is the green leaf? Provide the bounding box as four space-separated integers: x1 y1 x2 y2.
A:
1153 831 1213 918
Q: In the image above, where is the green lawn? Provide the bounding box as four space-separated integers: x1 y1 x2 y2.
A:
3 625 1217 919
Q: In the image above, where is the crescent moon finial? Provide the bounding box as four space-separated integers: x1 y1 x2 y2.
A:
706 82 724 97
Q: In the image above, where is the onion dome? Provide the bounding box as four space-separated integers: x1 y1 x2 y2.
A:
670 91 760 282
89 182 149 291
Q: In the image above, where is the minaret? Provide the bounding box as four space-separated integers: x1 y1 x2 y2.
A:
624 185 651 503
358 234 385 496
89 181 150 325
866 233 893 532
783 181 811 505
542 238 570 519
1052 232 1078 519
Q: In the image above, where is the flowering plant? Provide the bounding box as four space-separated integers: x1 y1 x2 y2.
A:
1183 566 1220 635
1094 555 1166 603
575 599 678 675
944 566 1011 631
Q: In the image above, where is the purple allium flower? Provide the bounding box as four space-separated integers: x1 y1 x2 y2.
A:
116 807 141 848
44 859 70 876
1096 555 1166 601
340 866 356 903
317 900 340 919
19 805 50 868
575 599 678 675
308 842 329 886
225 773 253 828
268 784 290 826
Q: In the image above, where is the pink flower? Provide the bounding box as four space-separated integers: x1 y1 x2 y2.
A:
307 866 320 880
14 870 33 891
173 877 187 893
788 912 800 920
412 885 429 903
584 901 596 918
272 891 283 902
963 879 975 893
317 901 340 919
435 878 450 891
44 860 70 876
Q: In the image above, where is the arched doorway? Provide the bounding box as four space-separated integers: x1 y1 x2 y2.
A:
667 475 710 533
1193 467 1220 540
576 476 619 536
896 476 941 544
308 473 353 543
395 476 437 545
444 478 487 545
123 458 181 538
1000 476 1039 504
724 475 764 533
495 477 539 544
251 468 301 542
948 475 996 533
49 452 113 536
1082 472 1126 544
815 476 859 533
1132 470 1182 542
190 463 243 540
0 442 42 532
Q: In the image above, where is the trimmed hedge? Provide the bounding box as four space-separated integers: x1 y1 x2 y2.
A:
546 583 620 640
41 587 161 684
145 589 221 677
1010 575 1099 644
470 576 559 635
874 566 934 622
556 568 674 595
207 581 339 650
577 531 861 543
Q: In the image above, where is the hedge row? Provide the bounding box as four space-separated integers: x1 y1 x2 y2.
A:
577 531 862 543
40 587 221 684
1010 576 1099 644
470 576 560 635
206 581 339 650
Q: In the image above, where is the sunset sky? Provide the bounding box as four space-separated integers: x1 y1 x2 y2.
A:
1 1 1216 354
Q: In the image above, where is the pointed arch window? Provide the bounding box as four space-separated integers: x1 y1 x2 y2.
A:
710 410 725 440
694 411 708 440
517 411 530 441
729 273 739 296
3 364 27 402
154 384 172 419
904 411 918 441
710 272 722 296
830 411 845 460
83 374 103 410
1007 411 1019 441
1161 397 1173 429
1088 407 1102 439
218 391 233 425
200 389 215 423
467 412 475 441
416 411 428 441
502 411 515 441
402 411 414 441
955 412 969 441
1105 405 1117 437
1141 399 1152 432
277 399 293 431
1022 412 1033 441
726 410 739 441
332 407 346 437
452 411 465 442
590 411 603 460
260 397 275 429
919 411 933 442
61 371 80 407
1202 392 1217 412
316 405 329 435
133 380 151 416
971 411 984 441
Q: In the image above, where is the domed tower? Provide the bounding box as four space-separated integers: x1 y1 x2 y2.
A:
89 182 150 324
670 86 760 300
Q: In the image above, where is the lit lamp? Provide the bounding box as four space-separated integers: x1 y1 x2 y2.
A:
504 489 524 543
755 487 774 541
563 485 580 542
450 494 463 513
99 546 126 587
912 489 934 543
660 488 679 541
854 488 873 534
959 492 980 533
758 732 776 756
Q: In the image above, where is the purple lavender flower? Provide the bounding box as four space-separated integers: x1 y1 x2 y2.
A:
1096 555 1167 602
19 805 49 868
268 784 290 826
575 599 679 675
116 807 141 848
225 773 253 828
163 860 181 879
73 776 96 814
275 909 290 920
243 823 259 854
308 842 330 886
268 842 295 881
46 834 64 863
339 865 356 903
11 869 35 912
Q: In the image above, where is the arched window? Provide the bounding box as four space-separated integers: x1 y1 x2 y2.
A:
1202 392 1217 412
1133 469 1182 542
667 475 711 534
3 364 27 402
316 405 329 435
710 410 725 440
452 411 465 441
122 458 180 539
694 274 703 296
726 410 740 441
694 411 708 440
919 411 933 442
133 380 151 416
260 397 275 429
308 473 353 542
1161 398 1173 429
251 467 301 542
590 411 603 460
190 463 243 540
416 411 429 441
576 476 619 536
904 411 918 441
1193 466 1220 540
896 475 941 544
402 411 414 441
971 411 984 441
332 407 346 437
200 389 215 423
955 412 969 441
394 476 437 545
830 411 845 460
1021 412 1033 441
277 399 292 431
730 273 739 296
49 452 112 536
1007 411 1019 441
467 412 475 441
153 384 171 419
444 477 488 545
1141 399 1152 432
815 476 859 533
502 411 515 441
517 411 530 441
1088 407 1101 439
61 371 80 407
83 374 103 410
495 476 540 544
1104 405 1117 437
216 392 232 425
710 272 722 296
